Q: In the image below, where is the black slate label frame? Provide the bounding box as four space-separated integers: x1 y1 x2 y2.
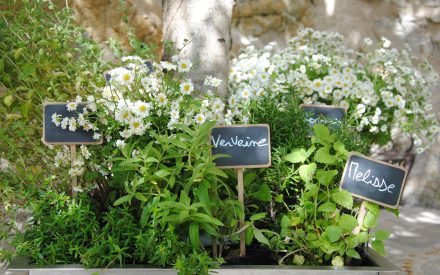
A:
340 152 408 209
42 102 103 145
210 124 271 169
300 104 347 129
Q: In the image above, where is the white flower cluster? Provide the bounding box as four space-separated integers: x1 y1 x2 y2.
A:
229 28 439 153
50 55 231 179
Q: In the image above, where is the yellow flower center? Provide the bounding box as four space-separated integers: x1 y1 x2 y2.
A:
197 116 203 122
123 112 129 119
123 74 131 81
139 105 147 112
181 63 187 69
133 122 140 128
184 85 190 91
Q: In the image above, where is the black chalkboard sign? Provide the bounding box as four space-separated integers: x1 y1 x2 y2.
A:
300 104 346 130
340 153 408 208
43 103 102 145
210 124 271 168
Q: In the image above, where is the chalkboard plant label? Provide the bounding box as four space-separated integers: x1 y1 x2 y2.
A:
300 104 346 130
210 124 271 168
340 153 408 208
43 102 102 145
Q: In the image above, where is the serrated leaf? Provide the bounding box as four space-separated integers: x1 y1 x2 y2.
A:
371 240 385 256
333 141 348 158
253 228 270 246
339 214 358 231
299 163 317 184
250 212 267 221
318 201 336 212
325 226 342 243
281 215 291 229
245 226 254 245
358 232 369 243
332 190 353 209
285 148 307 163
365 202 380 215
316 169 338 186
314 147 338 165
314 124 330 139
253 183 272 201
363 212 378 229
374 230 391 241
347 249 361 259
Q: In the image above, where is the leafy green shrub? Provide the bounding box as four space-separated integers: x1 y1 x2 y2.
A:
13 190 99 265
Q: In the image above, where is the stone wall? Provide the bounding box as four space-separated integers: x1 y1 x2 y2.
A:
71 0 440 208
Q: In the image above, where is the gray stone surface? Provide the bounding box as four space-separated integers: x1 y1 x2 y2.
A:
378 206 440 274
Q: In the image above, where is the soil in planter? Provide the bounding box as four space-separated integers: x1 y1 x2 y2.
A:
221 245 376 267
222 244 277 265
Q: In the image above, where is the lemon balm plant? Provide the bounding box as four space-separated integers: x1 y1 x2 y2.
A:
229 28 439 153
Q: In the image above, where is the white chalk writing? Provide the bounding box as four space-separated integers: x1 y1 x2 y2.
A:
348 161 395 193
211 134 269 149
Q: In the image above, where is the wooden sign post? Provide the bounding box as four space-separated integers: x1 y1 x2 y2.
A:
210 124 271 257
300 104 347 132
340 153 408 233
42 102 102 195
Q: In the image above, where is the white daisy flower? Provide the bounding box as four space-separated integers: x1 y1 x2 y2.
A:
156 93 168 106
66 102 78 112
129 117 145 135
134 100 151 118
115 104 132 123
115 140 126 149
51 113 61 126
60 117 69 129
68 117 77 132
115 68 134 85
194 113 206 124
93 132 101 140
160 61 177 71
177 59 192 72
170 109 180 120
80 145 91 160
180 81 194 95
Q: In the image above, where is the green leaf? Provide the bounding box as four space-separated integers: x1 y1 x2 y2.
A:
357 232 369 243
318 202 336 212
250 212 267 221
253 183 272 201
316 169 338 186
192 213 224 226
299 163 317 184
134 193 148 202
314 124 330 139
189 223 200 248
371 240 385 256
332 190 353 209
205 166 228 178
363 212 378 229
285 148 307 163
4 95 13 107
306 145 316 158
143 157 159 163
325 226 342 243
333 141 348 158
281 215 291 229
113 195 133 206
374 230 391 241
365 202 380 216
339 214 358 231
253 228 270 246
314 147 338 165
245 226 254 245
346 249 361 259
155 169 171 178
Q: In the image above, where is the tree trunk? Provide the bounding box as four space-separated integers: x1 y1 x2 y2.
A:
162 0 234 99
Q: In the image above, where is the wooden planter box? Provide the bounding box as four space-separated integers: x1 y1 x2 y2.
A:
6 248 400 275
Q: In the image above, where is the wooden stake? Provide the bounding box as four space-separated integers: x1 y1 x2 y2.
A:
70 145 77 196
353 201 367 234
236 168 246 257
